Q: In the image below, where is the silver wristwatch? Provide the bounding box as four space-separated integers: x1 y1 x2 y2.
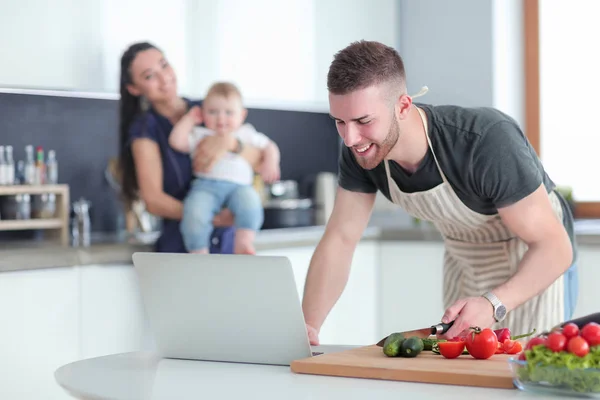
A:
482 291 507 322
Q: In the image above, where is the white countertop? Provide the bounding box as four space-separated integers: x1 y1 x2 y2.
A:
54 350 541 400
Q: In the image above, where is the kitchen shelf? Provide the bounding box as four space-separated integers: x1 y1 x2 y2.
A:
0 218 63 231
0 184 68 196
0 184 70 245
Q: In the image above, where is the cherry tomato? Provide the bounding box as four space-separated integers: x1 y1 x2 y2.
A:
438 341 466 359
546 332 567 352
567 336 590 357
465 327 498 360
562 323 580 339
525 336 547 350
581 322 600 347
518 352 526 361
503 339 523 354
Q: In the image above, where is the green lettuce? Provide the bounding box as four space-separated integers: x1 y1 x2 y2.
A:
517 345 600 393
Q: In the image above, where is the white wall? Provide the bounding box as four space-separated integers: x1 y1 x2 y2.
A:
397 0 524 127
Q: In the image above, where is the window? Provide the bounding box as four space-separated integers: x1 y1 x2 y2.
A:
525 0 600 217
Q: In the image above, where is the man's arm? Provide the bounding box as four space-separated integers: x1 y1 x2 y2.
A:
302 186 376 342
442 184 573 338
492 184 573 311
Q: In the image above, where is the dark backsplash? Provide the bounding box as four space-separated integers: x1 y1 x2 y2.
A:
0 92 340 233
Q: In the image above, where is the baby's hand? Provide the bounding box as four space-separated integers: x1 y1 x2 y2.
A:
188 105 203 124
259 160 281 184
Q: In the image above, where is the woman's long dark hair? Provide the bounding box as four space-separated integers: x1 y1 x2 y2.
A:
118 41 159 205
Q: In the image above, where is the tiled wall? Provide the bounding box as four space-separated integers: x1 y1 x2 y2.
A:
0 92 340 233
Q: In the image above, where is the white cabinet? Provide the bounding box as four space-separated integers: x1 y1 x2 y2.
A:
257 241 380 346
0 267 79 400
572 245 600 319
378 241 446 338
79 264 155 359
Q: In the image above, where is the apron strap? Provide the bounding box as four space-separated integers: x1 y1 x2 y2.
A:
416 107 449 184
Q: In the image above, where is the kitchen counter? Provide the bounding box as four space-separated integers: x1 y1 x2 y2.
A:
54 350 534 400
2 211 600 273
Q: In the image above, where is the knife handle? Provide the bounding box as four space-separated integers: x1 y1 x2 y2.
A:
432 321 454 335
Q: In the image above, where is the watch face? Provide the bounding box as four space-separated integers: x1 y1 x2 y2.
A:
496 305 507 320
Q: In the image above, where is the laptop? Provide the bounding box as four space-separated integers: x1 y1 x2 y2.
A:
132 252 327 366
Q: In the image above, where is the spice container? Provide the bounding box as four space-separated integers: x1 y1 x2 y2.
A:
31 193 56 218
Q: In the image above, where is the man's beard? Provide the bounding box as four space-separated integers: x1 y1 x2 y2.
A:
354 115 399 170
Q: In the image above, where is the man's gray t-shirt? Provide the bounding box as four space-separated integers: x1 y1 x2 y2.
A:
338 103 576 260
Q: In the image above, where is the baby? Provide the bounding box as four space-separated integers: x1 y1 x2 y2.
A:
169 82 281 255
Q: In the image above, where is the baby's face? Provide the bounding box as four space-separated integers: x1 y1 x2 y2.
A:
202 95 246 135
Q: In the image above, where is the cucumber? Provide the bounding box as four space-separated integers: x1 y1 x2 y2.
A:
422 338 444 351
399 336 424 358
382 333 405 357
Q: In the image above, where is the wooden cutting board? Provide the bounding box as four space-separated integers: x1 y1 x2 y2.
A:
291 345 515 389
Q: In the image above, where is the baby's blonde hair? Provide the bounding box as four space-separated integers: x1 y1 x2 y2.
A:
205 82 243 102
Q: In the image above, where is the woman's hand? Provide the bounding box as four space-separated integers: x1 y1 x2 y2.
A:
193 135 236 173
212 208 234 227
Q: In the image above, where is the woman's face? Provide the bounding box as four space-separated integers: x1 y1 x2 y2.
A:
127 48 177 103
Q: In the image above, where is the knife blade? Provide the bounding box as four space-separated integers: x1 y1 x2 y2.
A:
376 321 454 347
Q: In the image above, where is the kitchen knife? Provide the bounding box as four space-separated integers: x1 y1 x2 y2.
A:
376 321 454 347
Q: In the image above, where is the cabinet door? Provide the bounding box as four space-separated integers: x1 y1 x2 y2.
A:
379 242 445 337
319 241 379 345
0 267 79 400
573 246 600 319
258 242 380 345
79 264 155 359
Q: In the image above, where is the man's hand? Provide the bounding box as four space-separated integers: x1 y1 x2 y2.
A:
439 296 496 339
193 135 236 173
306 323 320 345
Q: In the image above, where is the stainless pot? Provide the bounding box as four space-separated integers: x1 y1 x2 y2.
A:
262 198 314 229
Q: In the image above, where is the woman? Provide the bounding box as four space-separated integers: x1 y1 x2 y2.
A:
118 42 262 253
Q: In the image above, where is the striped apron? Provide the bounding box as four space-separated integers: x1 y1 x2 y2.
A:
383 107 565 335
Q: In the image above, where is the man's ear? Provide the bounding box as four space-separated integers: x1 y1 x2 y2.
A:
395 93 413 121
126 84 141 97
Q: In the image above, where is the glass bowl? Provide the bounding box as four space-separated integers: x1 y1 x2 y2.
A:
509 357 600 398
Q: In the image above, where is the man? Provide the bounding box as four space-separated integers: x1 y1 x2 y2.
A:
302 40 578 344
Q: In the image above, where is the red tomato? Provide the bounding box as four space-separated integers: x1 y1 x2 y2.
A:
438 341 466 359
518 352 526 361
546 332 567 352
567 336 590 357
503 339 523 354
562 323 580 339
465 327 498 360
581 322 600 347
525 337 547 350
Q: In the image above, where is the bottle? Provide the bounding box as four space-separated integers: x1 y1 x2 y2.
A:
35 146 45 184
5 145 15 185
0 145 6 185
15 160 25 184
46 150 58 184
24 145 35 185
72 198 91 247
